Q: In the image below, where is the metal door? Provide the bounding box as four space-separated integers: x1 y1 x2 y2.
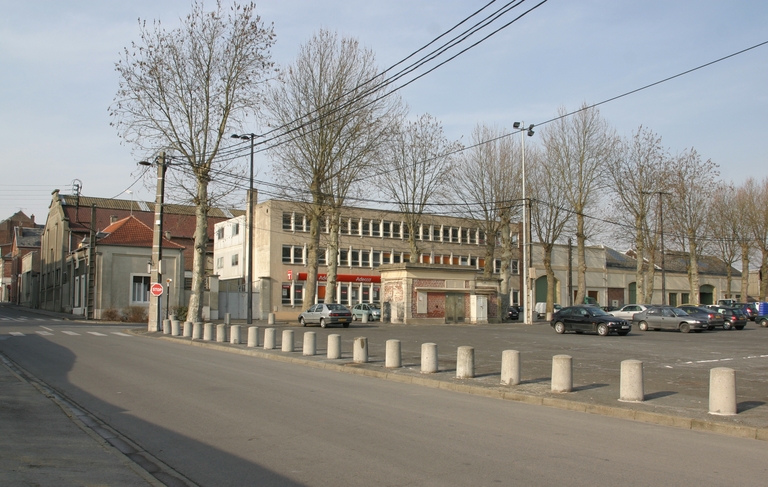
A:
446 294 465 323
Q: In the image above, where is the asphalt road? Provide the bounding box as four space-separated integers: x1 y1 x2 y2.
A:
2 307 768 486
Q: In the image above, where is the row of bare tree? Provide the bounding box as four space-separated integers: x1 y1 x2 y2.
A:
110 3 766 322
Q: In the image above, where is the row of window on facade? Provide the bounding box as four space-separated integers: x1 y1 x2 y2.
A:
282 212 519 246
216 254 239 269
281 281 381 307
215 222 240 240
282 244 520 274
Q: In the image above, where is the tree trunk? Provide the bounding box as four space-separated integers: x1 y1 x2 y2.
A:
187 180 209 322
635 216 645 304
543 243 556 314
408 221 419 263
304 207 322 309
575 210 586 304
325 212 340 304
688 234 700 305
483 239 495 280
761 250 768 301
740 244 750 301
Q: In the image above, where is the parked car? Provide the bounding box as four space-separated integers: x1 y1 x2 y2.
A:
609 304 652 321
632 306 708 333
678 305 725 330
704 306 748 330
351 303 381 321
732 302 759 321
757 315 768 328
298 303 352 328
506 306 521 320
535 302 562 318
550 305 632 336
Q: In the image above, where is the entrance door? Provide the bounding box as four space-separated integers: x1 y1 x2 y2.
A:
446 293 465 323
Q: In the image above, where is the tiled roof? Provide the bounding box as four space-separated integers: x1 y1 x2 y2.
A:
605 247 638 270
97 216 184 249
14 227 43 248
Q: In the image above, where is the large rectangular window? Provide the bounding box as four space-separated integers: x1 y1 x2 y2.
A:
282 283 291 305
350 219 359 236
383 221 392 238
282 212 292 231
442 226 450 242
282 246 292 263
338 249 349 266
131 275 150 303
361 250 370 267
392 222 400 239
433 225 440 241
362 220 370 236
372 251 381 267
339 217 349 234
293 246 303 264
351 250 360 267
318 248 327 266
372 221 381 237
294 213 305 232
511 260 519 275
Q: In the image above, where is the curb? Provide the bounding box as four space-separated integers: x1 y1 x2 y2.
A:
137 329 768 442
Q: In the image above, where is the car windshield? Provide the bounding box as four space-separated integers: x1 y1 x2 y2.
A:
586 307 609 317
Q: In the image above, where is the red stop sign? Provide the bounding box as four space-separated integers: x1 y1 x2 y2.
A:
150 282 164 297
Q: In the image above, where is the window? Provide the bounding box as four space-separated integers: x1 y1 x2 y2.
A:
460 256 468 266
469 229 477 245
295 213 305 232
478 231 487 245
512 233 519 246
511 260 519 275
494 259 502 273
361 250 370 267
433 225 440 241
338 249 349 266
282 212 292 231
232 223 240 236
383 221 391 238
282 283 292 305
350 219 359 236
451 227 459 243
216 227 224 240
372 251 381 267
461 228 469 244
382 252 391 264
392 253 401 264
321 217 329 234
470 256 478 267
442 226 450 242
217 257 224 269
351 250 360 266
231 254 239 266
282 246 292 263
294 283 303 304
372 221 380 237
318 248 327 266
402 224 409 239
392 222 400 239
131 275 150 303
293 246 303 264
362 220 370 236
283 245 304 264
339 217 349 234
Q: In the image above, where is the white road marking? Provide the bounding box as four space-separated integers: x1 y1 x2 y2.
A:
87 332 107 336
41 326 54 331
62 331 80 336
9 332 24 336
35 331 53 336
111 332 131 337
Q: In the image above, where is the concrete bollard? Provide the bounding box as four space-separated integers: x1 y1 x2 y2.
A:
327 334 341 359
192 322 203 339
353 337 368 363
282 330 294 352
268 313 275 325
216 324 227 343
171 319 181 336
169 314 177 321
224 312 231 325
264 328 276 350
421 343 438 373
551 354 573 393
501 350 521 385
183 321 193 338
362 312 368 324
303 332 316 356
162 319 171 334
247 326 259 347
203 323 214 341
456 346 475 379
385 339 401 368
619 360 644 403
709 367 737 416
230 325 241 345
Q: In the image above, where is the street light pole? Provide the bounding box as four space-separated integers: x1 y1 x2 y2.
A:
140 152 166 332
513 121 535 324
231 133 259 324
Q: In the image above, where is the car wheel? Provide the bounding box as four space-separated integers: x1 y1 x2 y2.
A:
638 321 649 331
597 323 609 336
343 322 350 328
760 319 768 328
368 314 373 321
723 322 732 330
300 317 307 327
735 325 745 330
320 318 327 329
554 322 565 334
679 323 691 333
352 314 357 321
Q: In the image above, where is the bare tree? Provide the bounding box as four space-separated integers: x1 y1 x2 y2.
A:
111 1 276 321
666 149 719 305
744 177 768 300
734 184 754 300
529 146 570 314
708 188 740 299
541 104 617 304
378 113 461 263
265 30 402 306
454 124 521 282
606 126 669 304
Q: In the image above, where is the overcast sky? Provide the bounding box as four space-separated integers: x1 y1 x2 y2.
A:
1 0 766 224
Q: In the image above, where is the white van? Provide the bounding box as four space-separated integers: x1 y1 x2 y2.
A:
535 302 561 318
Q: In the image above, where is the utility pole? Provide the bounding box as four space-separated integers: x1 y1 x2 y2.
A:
567 237 573 306
141 152 166 332
513 121 535 324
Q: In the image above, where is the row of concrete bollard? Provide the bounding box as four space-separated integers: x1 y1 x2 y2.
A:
162 322 738 416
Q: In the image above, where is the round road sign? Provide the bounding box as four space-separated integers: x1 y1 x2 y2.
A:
150 282 164 297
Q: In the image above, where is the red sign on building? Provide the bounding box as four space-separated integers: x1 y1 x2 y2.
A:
150 282 164 297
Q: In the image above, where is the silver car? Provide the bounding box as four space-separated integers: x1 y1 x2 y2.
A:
632 306 708 333
298 303 352 328
609 304 652 321
351 303 381 321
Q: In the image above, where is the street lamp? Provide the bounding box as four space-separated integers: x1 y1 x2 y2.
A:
513 121 535 325
139 152 167 332
230 133 260 324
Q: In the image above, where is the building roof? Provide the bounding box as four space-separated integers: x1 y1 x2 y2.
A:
14 227 43 248
97 216 184 249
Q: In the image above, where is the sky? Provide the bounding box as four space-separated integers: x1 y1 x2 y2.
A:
1 0 766 224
